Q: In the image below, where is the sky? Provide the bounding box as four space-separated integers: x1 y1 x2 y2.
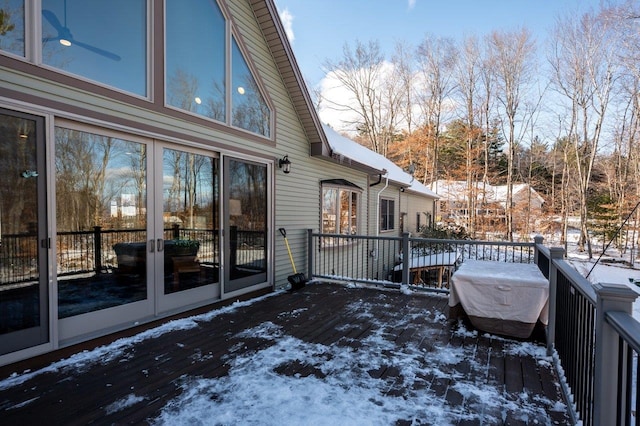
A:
274 0 609 133
274 0 605 87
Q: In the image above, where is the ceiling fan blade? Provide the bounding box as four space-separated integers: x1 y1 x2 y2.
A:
42 10 65 33
72 39 121 61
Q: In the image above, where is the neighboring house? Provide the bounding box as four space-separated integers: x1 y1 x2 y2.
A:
432 180 545 231
0 1 435 367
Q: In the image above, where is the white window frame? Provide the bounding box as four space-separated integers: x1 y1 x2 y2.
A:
321 184 360 246
380 198 395 232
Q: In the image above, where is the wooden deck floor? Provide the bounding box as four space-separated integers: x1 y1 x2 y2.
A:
0 282 571 425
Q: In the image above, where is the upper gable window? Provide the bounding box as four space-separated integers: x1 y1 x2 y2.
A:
41 0 147 96
165 0 225 121
165 0 271 138
231 36 270 137
0 0 25 57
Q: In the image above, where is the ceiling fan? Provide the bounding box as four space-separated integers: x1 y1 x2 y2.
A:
42 4 121 61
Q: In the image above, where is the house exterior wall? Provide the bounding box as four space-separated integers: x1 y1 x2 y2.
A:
0 0 360 366
404 192 435 235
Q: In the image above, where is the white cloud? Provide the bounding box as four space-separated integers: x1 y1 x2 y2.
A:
279 8 295 43
408 0 416 9
317 61 425 136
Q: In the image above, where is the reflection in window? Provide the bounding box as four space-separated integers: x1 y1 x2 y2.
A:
162 149 219 294
231 37 270 137
227 159 267 286
41 0 147 96
322 186 359 238
165 0 225 121
55 127 148 318
0 0 24 57
380 198 395 231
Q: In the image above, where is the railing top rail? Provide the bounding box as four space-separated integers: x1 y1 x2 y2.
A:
536 244 551 257
606 310 640 354
554 258 597 305
310 232 402 243
310 231 538 248
409 237 535 248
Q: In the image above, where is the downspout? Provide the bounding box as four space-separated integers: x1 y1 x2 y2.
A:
375 172 389 238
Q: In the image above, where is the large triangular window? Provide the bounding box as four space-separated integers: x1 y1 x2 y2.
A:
165 0 271 138
231 36 271 137
165 0 226 121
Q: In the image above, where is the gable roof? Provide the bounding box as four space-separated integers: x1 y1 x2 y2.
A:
248 1 437 200
249 0 331 157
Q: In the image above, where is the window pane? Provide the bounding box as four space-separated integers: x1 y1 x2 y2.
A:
350 192 357 234
339 190 349 234
162 149 219 294
322 188 337 233
166 0 225 120
0 114 40 335
55 127 148 318
42 0 147 96
231 37 270 137
0 0 24 57
227 159 267 286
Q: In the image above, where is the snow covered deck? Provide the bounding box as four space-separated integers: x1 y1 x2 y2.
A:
0 282 570 425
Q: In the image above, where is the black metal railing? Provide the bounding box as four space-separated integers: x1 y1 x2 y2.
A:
1 226 240 284
552 260 597 425
308 231 539 290
305 230 640 425
606 311 640 426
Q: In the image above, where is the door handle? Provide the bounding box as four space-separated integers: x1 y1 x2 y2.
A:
157 238 164 252
149 239 155 253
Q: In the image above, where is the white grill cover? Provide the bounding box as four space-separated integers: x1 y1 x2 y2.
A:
449 260 549 325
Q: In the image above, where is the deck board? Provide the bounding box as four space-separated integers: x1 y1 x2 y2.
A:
0 282 571 425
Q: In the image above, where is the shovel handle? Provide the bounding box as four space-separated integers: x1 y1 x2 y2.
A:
279 228 286 238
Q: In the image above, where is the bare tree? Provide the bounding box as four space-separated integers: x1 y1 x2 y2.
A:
415 35 458 187
549 10 618 256
322 40 404 156
453 35 482 236
488 28 536 241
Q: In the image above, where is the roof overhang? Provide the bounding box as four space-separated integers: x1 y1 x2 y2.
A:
249 0 332 158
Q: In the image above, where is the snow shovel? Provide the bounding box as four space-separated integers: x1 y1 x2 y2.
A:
279 228 307 290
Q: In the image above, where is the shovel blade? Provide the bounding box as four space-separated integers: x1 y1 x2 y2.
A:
287 273 307 290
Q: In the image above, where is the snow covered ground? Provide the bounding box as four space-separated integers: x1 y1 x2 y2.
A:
2 234 637 424
565 250 640 320
0 286 569 425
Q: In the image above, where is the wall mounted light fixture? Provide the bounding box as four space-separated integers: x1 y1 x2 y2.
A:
279 155 291 174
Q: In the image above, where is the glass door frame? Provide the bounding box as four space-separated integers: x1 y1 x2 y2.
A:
54 119 155 344
0 108 50 356
154 142 221 314
221 154 273 297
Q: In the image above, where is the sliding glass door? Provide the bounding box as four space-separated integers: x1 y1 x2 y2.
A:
155 145 220 312
55 123 153 341
224 157 268 293
0 109 49 355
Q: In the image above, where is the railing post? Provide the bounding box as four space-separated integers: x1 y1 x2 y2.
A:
533 235 543 265
93 226 102 274
402 232 410 286
307 229 313 280
546 247 564 356
593 282 638 426
172 223 180 239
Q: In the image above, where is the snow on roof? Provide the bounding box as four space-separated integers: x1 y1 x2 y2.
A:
432 180 544 204
322 124 438 199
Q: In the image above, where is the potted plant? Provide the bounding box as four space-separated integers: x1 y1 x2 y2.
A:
169 238 200 257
